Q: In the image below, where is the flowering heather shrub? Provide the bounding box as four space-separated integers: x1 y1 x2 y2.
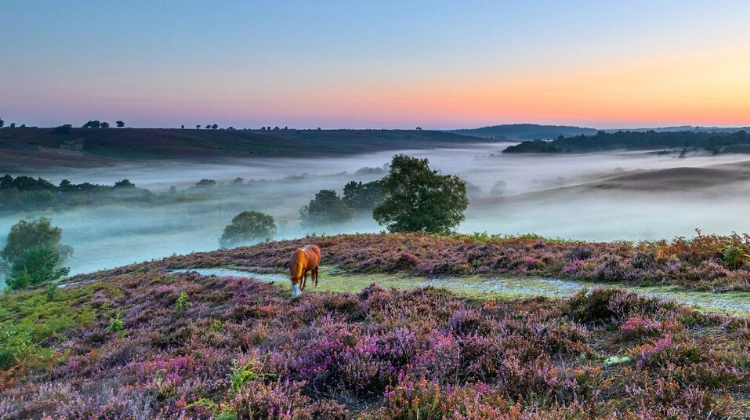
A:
594 254 626 282
566 245 594 261
2 253 750 417
391 251 421 271
566 288 622 325
619 316 669 341
99 230 750 291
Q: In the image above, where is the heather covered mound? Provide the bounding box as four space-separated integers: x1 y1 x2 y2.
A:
150 231 750 291
2 267 750 418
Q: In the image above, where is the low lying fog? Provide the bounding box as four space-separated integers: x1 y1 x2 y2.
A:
3 143 750 277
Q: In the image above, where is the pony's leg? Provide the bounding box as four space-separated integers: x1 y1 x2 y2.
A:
314 266 319 287
292 283 301 297
302 271 307 290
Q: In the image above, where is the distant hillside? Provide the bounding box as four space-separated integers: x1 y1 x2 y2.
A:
449 123 598 140
604 125 750 134
0 127 493 170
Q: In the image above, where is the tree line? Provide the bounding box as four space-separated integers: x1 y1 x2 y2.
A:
0 175 156 214
503 129 750 154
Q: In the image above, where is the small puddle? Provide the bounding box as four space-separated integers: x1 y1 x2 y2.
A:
170 268 288 283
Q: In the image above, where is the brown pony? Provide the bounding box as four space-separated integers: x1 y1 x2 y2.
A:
289 245 321 297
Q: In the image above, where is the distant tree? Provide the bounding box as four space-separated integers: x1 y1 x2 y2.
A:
9 123 15 128
273 126 280 130
116 120 125 128
101 121 110 128
195 179 216 188
205 124 211 129
20 124 26 128
416 127 422 130
82 120 101 128
53 124 73 135
355 166 385 176
373 154 468 234
181 125 185 129
261 127 266 131
342 180 383 211
0 174 12 189
300 190 354 229
196 125 201 129
0 118 4 128
490 180 507 196
219 211 276 247
113 179 136 189
1 217 73 290
232 177 244 185
211 124 218 130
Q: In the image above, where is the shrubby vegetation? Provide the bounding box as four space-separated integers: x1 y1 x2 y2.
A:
504 129 750 154
160 231 750 291
219 211 276 247
1 217 72 290
0 251 748 417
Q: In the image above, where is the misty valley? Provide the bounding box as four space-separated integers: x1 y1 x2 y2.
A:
3 143 750 277
4 137 750 418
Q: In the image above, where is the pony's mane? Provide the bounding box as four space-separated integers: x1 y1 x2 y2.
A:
290 248 306 278
291 248 306 265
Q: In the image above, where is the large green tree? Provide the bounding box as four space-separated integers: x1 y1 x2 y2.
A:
373 154 468 233
1 217 73 290
300 190 354 229
220 211 276 247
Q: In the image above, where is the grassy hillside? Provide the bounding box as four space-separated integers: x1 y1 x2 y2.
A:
0 127 488 170
2 232 750 418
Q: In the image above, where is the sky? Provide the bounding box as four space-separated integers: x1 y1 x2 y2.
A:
1 0 750 130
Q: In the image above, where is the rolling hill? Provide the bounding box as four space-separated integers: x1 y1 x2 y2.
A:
449 123 598 140
0 127 490 170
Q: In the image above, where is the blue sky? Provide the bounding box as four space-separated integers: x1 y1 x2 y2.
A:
2 1 749 129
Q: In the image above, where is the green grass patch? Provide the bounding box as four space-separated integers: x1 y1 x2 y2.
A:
270 267 750 315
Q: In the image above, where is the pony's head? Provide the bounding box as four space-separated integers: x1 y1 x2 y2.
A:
289 271 302 298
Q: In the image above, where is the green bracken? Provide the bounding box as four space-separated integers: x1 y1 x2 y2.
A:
175 290 192 313
0 284 95 371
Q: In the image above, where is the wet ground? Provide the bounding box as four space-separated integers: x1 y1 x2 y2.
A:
171 267 750 315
